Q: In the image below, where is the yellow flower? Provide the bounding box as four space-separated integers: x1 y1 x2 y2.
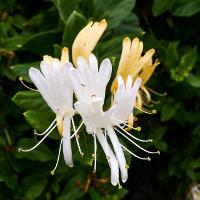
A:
111 37 160 112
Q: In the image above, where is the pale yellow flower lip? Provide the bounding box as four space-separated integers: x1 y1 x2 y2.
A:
72 19 107 66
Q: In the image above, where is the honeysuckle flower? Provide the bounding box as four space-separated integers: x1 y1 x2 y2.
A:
111 37 160 113
69 54 160 186
18 47 78 172
18 19 107 173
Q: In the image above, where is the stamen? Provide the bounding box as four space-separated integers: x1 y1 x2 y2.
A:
93 132 97 173
19 77 38 91
121 144 151 161
116 119 141 131
71 117 84 157
146 87 167 97
50 139 63 175
114 127 159 155
118 182 122 189
67 121 84 139
151 99 161 104
103 129 109 159
136 106 157 114
114 124 152 143
34 118 57 136
18 124 57 152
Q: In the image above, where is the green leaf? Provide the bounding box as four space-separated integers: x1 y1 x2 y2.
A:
152 0 174 16
12 91 49 112
0 158 17 190
62 11 87 48
115 13 143 34
24 110 60 140
172 0 200 17
161 104 176 122
93 0 136 29
20 174 48 200
14 138 55 162
22 31 61 55
10 62 40 82
170 47 197 82
186 74 200 88
3 35 29 51
165 42 179 68
56 0 79 23
58 171 85 200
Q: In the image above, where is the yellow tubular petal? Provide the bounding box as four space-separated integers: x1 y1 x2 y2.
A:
111 37 132 93
136 92 143 110
131 48 155 76
72 19 107 66
56 116 63 136
61 47 69 65
140 59 160 85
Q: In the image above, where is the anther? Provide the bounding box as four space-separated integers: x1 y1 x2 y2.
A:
125 164 129 169
135 126 141 131
147 157 151 161
50 171 55 175
118 183 122 189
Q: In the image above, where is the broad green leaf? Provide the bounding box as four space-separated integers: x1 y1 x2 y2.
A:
62 11 87 48
14 138 55 162
93 0 136 29
58 171 85 200
3 35 29 51
24 110 60 140
161 105 176 122
165 42 179 68
172 0 200 17
115 13 143 35
22 31 61 55
56 0 79 23
152 0 174 16
12 91 48 112
10 62 40 82
170 47 197 82
20 174 48 200
186 74 200 88
0 157 17 190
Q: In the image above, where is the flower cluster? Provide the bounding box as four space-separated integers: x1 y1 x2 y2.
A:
18 19 160 186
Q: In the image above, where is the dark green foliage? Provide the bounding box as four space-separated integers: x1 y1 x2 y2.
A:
0 0 200 199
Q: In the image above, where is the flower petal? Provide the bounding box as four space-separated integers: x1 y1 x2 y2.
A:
96 129 119 186
62 117 73 167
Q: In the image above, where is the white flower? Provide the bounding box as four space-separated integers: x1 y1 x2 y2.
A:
69 54 160 186
18 48 78 172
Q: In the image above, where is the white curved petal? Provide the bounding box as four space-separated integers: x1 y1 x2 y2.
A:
89 54 98 74
98 58 112 87
96 129 119 186
29 67 55 111
131 77 142 105
107 125 128 183
62 117 73 167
